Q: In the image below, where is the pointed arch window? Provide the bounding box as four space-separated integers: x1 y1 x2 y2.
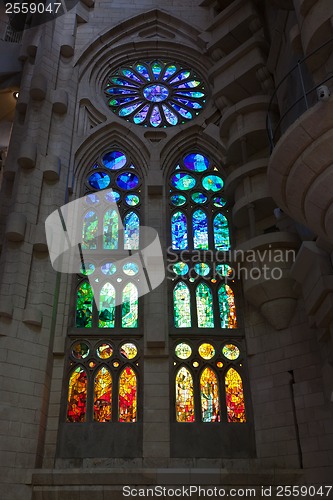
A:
200 367 220 422
193 209 208 250
171 211 188 250
196 283 214 328
173 282 191 328
119 366 137 422
94 367 112 422
175 366 195 422
225 368 246 423
66 367 87 422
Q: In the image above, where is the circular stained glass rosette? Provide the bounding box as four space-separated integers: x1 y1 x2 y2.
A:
105 190 121 203
173 262 189 276
80 262 95 276
198 343 215 360
175 342 192 359
120 343 138 359
97 343 113 359
72 342 89 359
171 173 196 190
85 193 100 205
194 263 210 276
105 61 206 127
101 262 117 275
222 344 240 360
191 192 208 204
184 153 209 172
216 264 233 278
125 194 140 206
116 172 139 190
123 262 139 276
102 150 127 170
88 172 111 190
170 194 187 206
213 196 226 207
202 175 224 192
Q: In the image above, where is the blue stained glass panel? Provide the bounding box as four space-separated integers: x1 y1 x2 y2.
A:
119 102 143 117
173 262 189 276
122 69 142 83
106 88 137 95
171 211 188 250
191 192 208 204
116 172 139 190
214 213 230 251
195 263 210 276
193 209 209 250
184 153 209 172
174 98 202 109
174 90 205 98
202 175 224 192
213 196 226 207
110 77 139 87
85 193 100 205
152 61 163 79
143 84 169 102
88 172 110 190
133 104 149 124
169 103 192 119
109 97 136 106
123 262 139 276
163 64 177 80
150 106 162 127
125 194 140 206
170 194 186 206
162 105 178 125
105 190 120 203
82 210 98 250
136 64 150 80
101 262 117 275
171 173 196 190
124 212 140 250
170 71 191 84
102 151 127 170
175 80 201 88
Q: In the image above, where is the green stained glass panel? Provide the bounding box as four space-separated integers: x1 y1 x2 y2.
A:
193 209 208 249
99 283 115 328
103 210 118 249
196 283 214 328
218 284 237 329
214 213 230 251
202 175 224 192
170 194 186 206
173 282 191 328
124 211 140 250
122 283 138 328
194 262 210 276
76 282 94 328
173 262 189 276
82 211 98 250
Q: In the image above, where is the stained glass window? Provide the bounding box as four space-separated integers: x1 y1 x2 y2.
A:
122 283 138 328
105 61 206 127
192 209 208 250
200 367 220 422
76 281 94 328
119 366 137 422
225 368 246 423
175 367 195 422
171 211 188 250
196 283 214 328
67 367 87 422
98 283 115 328
214 213 230 251
173 282 191 328
103 210 119 249
82 211 98 250
124 211 139 250
218 284 237 329
94 367 112 422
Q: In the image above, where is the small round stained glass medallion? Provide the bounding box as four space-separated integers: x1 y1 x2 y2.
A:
202 175 224 192
222 344 240 360
198 343 215 360
125 194 140 206
170 194 187 206
191 192 207 204
175 343 192 359
184 153 209 172
101 262 117 275
88 172 111 190
102 151 127 170
105 190 121 203
120 343 138 359
123 262 139 276
194 263 210 276
97 343 113 359
216 264 233 278
213 196 226 207
143 84 169 102
72 342 89 359
173 262 189 276
171 173 196 191
80 262 95 276
116 172 139 190
85 193 100 205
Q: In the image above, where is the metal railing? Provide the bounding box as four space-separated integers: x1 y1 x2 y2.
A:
266 37 333 152
0 19 23 43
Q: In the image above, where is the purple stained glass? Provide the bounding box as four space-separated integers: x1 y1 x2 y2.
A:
143 84 169 102
171 173 196 190
88 172 111 190
102 151 127 170
193 209 209 250
172 211 188 250
162 105 178 125
150 106 162 127
122 69 142 83
133 104 149 124
116 172 139 190
119 102 143 117
105 190 120 203
184 153 209 172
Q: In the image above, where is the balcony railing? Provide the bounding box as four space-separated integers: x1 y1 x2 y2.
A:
0 19 23 43
266 37 333 151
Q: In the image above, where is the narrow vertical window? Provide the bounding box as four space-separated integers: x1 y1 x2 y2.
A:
173 282 191 327
225 368 246 422
196 283 214 328
175 367 195 422
94 367 112 422
218 284 237 328
171 211 188 250
99 283 115 328
200 367 220 422
122 283 138 328
82 210 98 250
193 209 208 249
103 209 119 249
124 211 140 250
66 367 87 422
76 281 94 328
119 366 137 422
214 213 230 251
